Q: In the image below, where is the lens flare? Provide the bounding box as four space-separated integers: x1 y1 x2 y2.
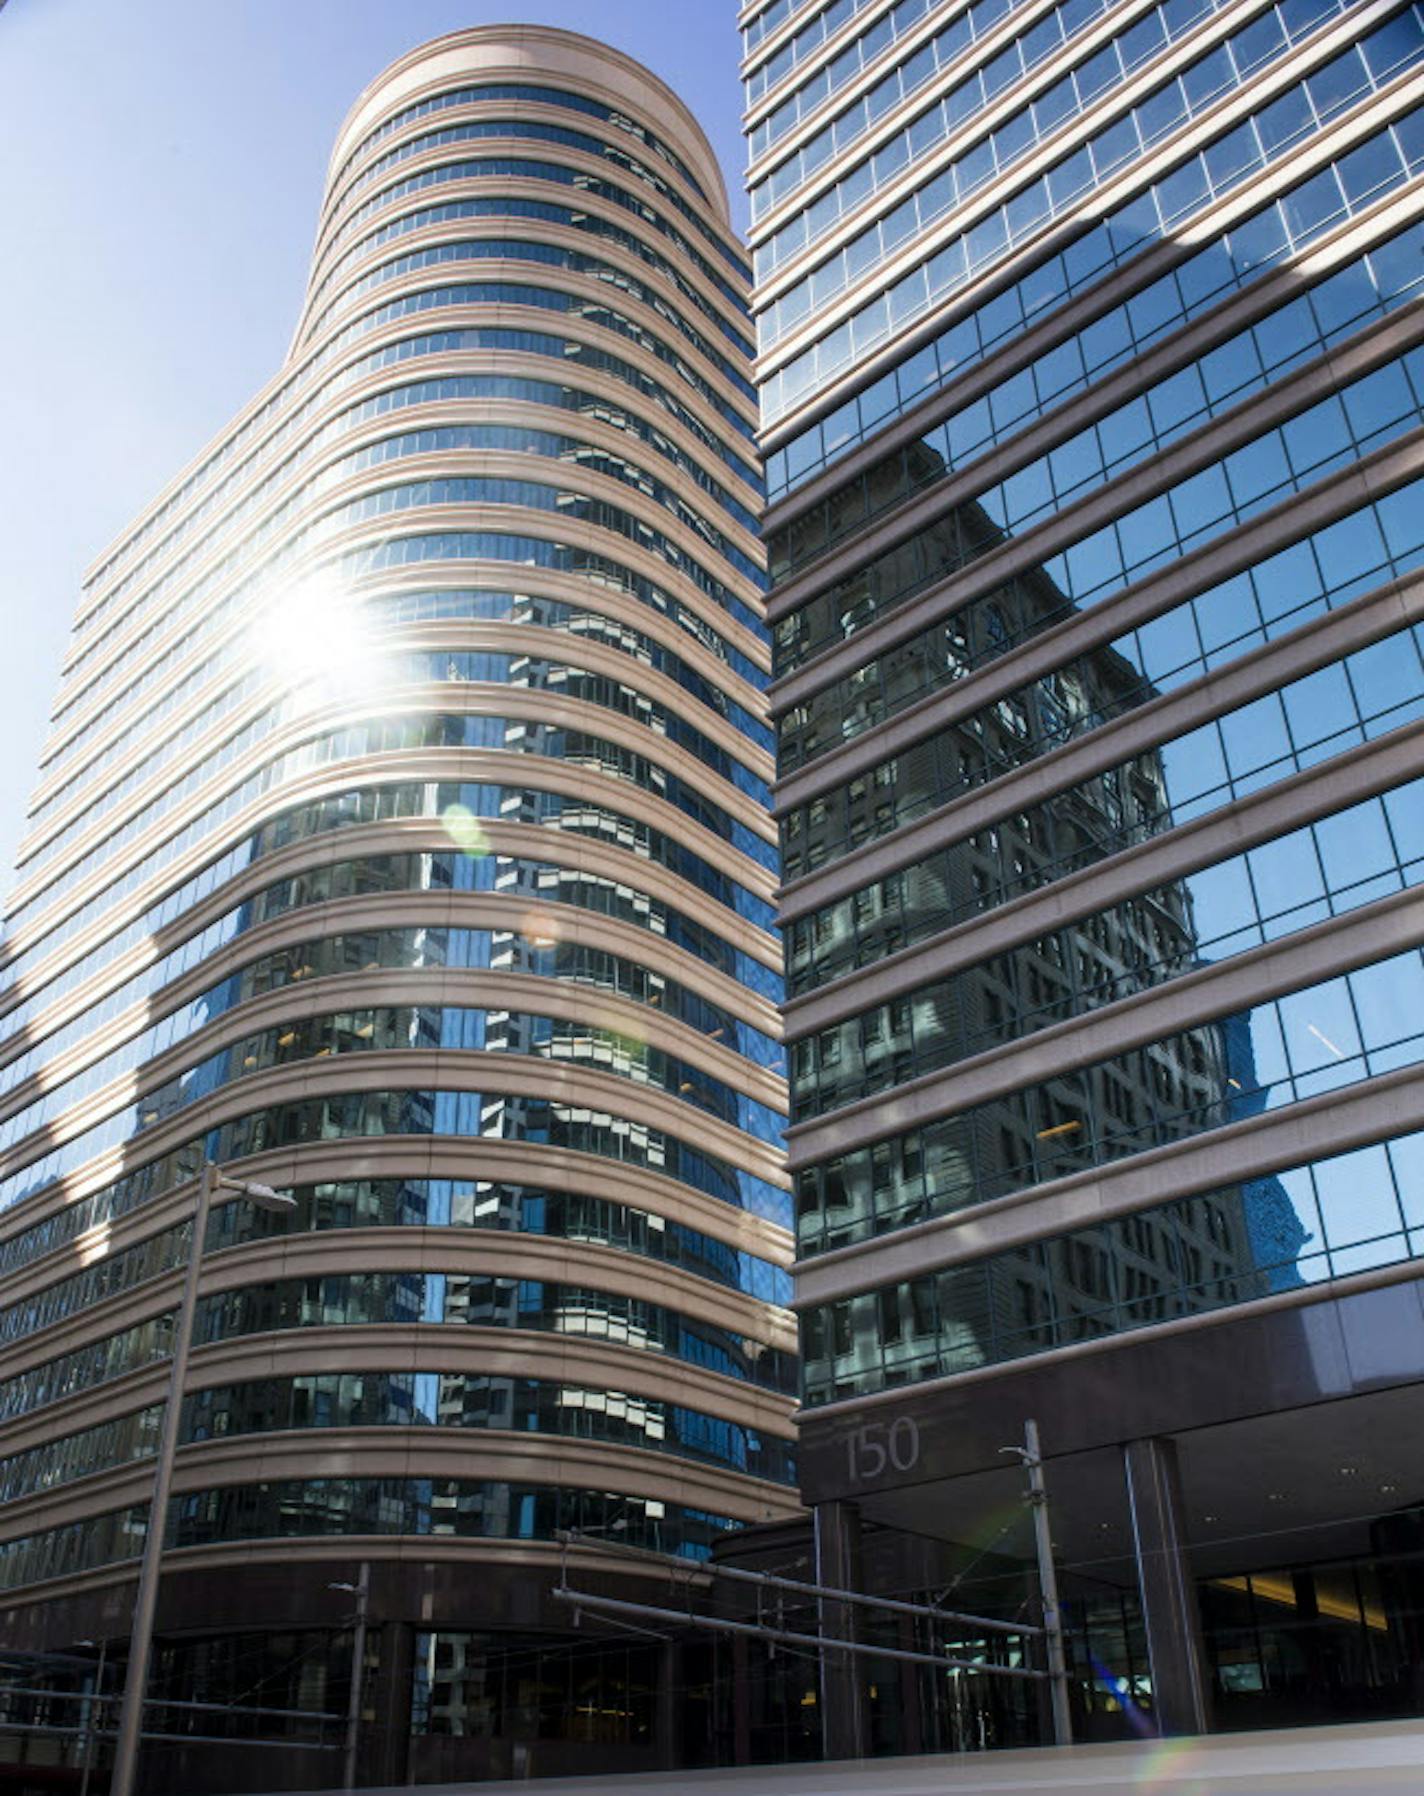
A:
441 803 490 857
521 908 563 948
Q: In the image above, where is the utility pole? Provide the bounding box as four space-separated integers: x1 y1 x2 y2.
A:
76 1637 107 1796
109 1163 295 1796
331 1563 370 1790
1004 1418 1073 1747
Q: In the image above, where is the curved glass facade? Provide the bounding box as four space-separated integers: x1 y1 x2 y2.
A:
0 31 791 1777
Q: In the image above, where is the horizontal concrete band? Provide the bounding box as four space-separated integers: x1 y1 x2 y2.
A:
767 248 1421 646
43 557 775 850
60 403 768 740
758 7 1416 454
298 230 755 413
6 733 781 985
0 963 787 1178
10 669 778 927
73 329 768 640
64 397 768 734
0 887 784 1120
0 1026 787 1204
0 1221 797 1386
794 1223 1424 1437
50 428 773 791
27 597 774 869
764 0 1405 336
0 1424 800 1551
321 28 735 253
745 0 1074 195
73 328 766 680
760 138 1424 528
782 719 1424 1039
303 217 758 398
795 1061 1424 1307
306 168 756 347
296 262 756 456
0 1137 792 1313
766 297 1424 731
0 1530 713 1620
1 743 781 1004
774 416 1424 819
323 61 737 215
786 880 1424 1165
320 135 735 297
63 499 775 779
0 1323 800 1467
779 563 1424 921
750 0 1170 283
753 0 1359 368
0 808 784 1081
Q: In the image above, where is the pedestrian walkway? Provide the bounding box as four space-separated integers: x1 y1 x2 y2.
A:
270 1719 1424 1796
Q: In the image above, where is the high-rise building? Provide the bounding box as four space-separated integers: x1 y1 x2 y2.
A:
747 0 1424 1750
0 27 797 1789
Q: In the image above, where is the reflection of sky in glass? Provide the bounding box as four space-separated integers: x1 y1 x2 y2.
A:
803 1130 1424 1402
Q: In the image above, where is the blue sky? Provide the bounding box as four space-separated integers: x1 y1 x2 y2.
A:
0 0 749 897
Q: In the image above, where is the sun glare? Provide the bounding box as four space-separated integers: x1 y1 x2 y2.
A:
251 569 384 709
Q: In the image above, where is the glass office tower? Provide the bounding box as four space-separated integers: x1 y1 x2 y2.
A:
747 0 1424 1751
0 27 795 1789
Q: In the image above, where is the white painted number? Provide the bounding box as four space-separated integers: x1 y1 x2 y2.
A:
889 1415 919 1471
846 1416 920 1483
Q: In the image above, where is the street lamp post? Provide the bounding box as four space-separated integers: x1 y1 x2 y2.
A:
109 1161 295 1796
74 1636 107 1796
329 1565 370 1791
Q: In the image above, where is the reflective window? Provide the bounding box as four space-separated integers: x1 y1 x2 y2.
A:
762 58 1424 426
752 0 1234 251
0 1082 792 1259
1 844 781 1119
767 116 1424 498
801 1131 1424 1400
5 1173 793 1346
320 166 748 324
184 1373 796 1483
790 780 1423 1116
38 571 769 843
307 237 754 398
194 1273 795 1392
744 0 888 100
771 215 1424 587
778 470 1424 776
795 946 1424 1252
74 326 761 677
4 995 787 1206
336 117 736 276
774 342 1424 672
0 918 785 1165
0 1481 733 1592
28 630 771 887
1 1373 795 1509
1 774 779 1089
0 1406 161 1505
757 0 1386 356
341 83 717 212
11 706 778 976
782 625 1424 883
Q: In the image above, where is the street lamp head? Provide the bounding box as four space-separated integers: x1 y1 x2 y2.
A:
246 1183 296 1213
221 1177 296 1213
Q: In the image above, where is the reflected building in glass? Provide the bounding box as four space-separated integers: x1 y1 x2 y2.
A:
747 0 1424 1752
0 27 797 1789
